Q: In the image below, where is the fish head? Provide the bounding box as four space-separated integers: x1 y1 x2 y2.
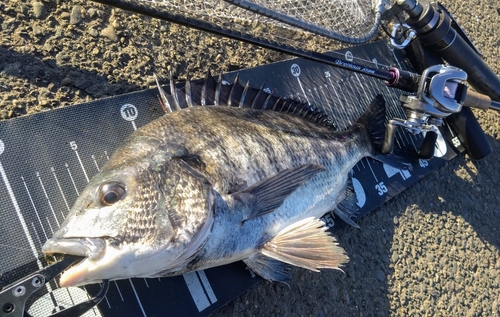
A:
42 138 214 287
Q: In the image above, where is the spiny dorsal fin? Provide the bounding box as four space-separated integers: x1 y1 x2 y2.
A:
261 217 349 272
251 81 267 109
228 73 242 108
233 164 325 221
169 70 182 112
184 76 194 108
215 74 223 106
157 71 338 130
240 81 251 108
201 70 218 107
155 73 172 113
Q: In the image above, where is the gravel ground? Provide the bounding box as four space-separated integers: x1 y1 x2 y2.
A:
1 0 500 316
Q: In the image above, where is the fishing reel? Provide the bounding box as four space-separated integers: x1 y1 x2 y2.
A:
381 64 468 159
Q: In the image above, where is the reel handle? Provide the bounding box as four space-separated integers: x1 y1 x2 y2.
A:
418 131 437 160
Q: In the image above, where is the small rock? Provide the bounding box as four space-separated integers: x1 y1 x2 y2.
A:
374 269 386 283
17 4 29 16
87 8 98 19
87 27 99 37
100 25 118 42
61 77 72 86
0 109 9 119
70 5 83 25
146 75 156 85
60 12 70 20
32 1 47 19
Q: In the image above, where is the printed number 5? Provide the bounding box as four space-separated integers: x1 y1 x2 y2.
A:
375 182 388 196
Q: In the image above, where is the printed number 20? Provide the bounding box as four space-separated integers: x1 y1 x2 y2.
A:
375 182 388 196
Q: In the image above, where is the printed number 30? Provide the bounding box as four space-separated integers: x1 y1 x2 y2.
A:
375 182 388 196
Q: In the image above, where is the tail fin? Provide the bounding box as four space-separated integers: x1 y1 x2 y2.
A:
354 94 386 155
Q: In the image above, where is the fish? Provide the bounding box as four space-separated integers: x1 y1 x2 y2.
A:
42 72 388 287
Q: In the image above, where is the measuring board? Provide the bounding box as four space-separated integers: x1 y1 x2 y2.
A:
0 40 458 317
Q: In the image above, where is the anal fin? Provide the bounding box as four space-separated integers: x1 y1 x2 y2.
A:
243 253 292 283
260 217 348 272
332 176 360 228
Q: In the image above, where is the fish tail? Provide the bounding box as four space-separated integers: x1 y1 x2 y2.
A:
354 94 386 156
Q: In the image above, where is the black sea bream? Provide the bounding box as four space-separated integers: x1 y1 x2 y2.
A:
42 73 387 287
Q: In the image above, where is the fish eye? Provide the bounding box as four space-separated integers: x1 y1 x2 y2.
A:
98 182 126 206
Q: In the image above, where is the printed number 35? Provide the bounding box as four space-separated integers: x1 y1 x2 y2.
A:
375 182 388 196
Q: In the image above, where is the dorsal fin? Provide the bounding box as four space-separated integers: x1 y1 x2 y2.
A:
228 74 241 108
214 74 223 106
184 74 194 108
240 81 251 108
251 81 267 109
157 71 338 130
169 70 182 111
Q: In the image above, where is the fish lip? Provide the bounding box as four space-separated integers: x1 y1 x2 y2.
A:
42 237 106 261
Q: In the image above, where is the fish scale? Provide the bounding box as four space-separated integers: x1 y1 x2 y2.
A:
139 106 349 194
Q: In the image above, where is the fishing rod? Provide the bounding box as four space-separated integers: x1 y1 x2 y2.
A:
90 0 421 92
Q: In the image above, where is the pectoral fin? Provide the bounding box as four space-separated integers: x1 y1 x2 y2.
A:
233 164 325 221
260 217 349 272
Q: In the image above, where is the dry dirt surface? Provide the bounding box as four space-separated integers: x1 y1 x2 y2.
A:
1 0 500 316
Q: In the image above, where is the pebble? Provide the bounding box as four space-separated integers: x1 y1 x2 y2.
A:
100 25 118 42
374 269 386 283
17 4 29 16
87 8 98 19
60 77 72 86
31 1 47 19
70 5 82 25
87 27 99 37
0 109 9 119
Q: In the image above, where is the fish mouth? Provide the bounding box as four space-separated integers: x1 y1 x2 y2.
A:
42 237 107 287
42 237 106 260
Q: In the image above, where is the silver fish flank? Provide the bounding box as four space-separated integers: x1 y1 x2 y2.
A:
42 74 387 287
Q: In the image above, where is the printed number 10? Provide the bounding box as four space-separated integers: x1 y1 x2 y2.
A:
375 182 388 196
